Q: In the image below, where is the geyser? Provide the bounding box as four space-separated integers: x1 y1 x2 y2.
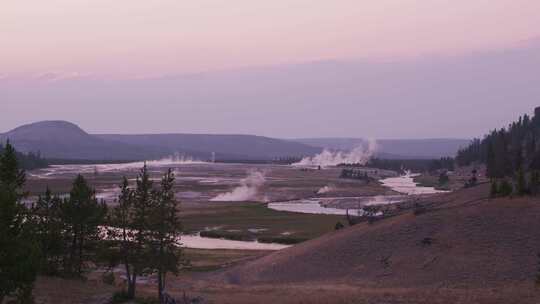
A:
293 139 378 168
210 170 267 202
317 185 335 194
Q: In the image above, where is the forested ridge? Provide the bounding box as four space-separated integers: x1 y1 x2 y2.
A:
457 107 540 195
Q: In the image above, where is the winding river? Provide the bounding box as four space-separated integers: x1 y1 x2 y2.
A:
267 173 445 215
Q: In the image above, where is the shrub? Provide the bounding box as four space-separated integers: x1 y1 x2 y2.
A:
536 253 540 286
530 171 540 195
421 237 434 246
258 237 307 245
516 169 528 195
110 290 131 304
499 180 513 197
199 230 251 241
490 180 499 198
135 298 160 304
413 203 427 216
102 271 116 285
464 176 478 188
438 172 449 185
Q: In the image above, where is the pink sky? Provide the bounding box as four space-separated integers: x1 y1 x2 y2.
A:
2 0 540 78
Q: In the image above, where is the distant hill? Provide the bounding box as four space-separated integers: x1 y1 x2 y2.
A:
0 121 469 162
96 134 321 161
0 121 321 161
294 137 470 159
0 121 165 161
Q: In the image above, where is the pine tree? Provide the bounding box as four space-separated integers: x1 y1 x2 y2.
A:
0 141 39 302
107 177 139 299
61 174 106 276
499 180 513 197
30 187 64 275
127 164 155 298
148 169 183 302
486 140 497 178
456 108 540 192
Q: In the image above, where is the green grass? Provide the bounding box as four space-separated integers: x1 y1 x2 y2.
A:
257 236 308 245
199 229 308 245
413 174 451 191
181 203 343 241
182 248 267 272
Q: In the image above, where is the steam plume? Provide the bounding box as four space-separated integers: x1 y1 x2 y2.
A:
293 139 378 167
317 185 335 194
210 171 266 202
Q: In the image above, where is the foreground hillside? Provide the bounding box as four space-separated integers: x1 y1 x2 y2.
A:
188 184 540 303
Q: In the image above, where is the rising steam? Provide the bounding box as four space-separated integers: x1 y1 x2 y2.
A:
293 139 378 168
31 153 206 178
317 185 335 194
149 153 206 166
210 171 266 202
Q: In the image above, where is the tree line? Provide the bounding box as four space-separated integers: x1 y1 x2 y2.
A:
0 142 48 170
0 142 183 303
456 107 540 196
342 157 455 174
339 169 372 182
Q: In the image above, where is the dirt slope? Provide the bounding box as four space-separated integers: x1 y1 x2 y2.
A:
218 184 540 291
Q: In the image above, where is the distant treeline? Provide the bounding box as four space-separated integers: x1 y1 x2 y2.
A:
272 156 303 165
217 159 274 164
218 157 304 165
456 107 540 196
0 142 48 170
456 107 540 176
340 157 454 173
339 169 372 182
47 158 137 165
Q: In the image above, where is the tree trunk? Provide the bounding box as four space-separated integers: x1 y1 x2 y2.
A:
69 231 77 274
127 280 136 299
78 231 84 275
158 269 163 303
158 240 165 303
124 260 135 299
128 273 137 299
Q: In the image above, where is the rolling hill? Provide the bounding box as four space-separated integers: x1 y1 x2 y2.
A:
0 121 321 161
0 121 164 161
0 121 470 162
96 133 321 161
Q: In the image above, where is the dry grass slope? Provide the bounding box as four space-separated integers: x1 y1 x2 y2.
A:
209 184 540 303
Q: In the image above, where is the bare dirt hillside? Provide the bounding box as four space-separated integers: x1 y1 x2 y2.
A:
207 184 540 302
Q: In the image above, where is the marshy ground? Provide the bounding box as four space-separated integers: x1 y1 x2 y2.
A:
26 163 396 244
